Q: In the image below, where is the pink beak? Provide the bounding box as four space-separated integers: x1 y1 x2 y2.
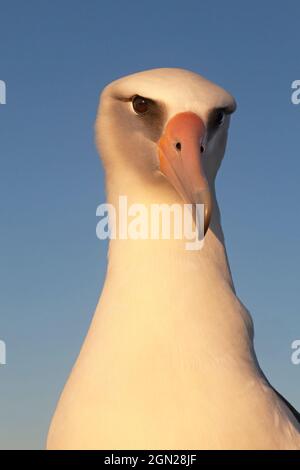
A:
158 112 212 235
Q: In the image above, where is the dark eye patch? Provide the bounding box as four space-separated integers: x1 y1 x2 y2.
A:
115 94 167 142
140 100 167 142
207 105 235 141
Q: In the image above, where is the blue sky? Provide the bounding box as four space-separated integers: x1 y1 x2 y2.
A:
0 0 299 449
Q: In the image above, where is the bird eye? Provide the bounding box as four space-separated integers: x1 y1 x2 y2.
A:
215 110 226 127
132 95 151 115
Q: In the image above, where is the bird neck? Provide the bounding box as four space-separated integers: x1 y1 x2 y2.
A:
106 191 235 288
98 176 254 355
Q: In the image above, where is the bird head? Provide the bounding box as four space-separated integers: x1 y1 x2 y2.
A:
96 68 236 235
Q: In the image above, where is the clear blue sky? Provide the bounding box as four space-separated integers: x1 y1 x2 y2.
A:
0 0 299 449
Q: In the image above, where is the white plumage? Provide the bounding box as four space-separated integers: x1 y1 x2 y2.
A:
47 68 300 450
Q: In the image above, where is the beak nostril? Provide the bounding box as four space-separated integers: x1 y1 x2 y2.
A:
200 145 205 153
175 142 181 151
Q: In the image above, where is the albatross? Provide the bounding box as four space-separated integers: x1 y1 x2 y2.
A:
47 68 300 450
